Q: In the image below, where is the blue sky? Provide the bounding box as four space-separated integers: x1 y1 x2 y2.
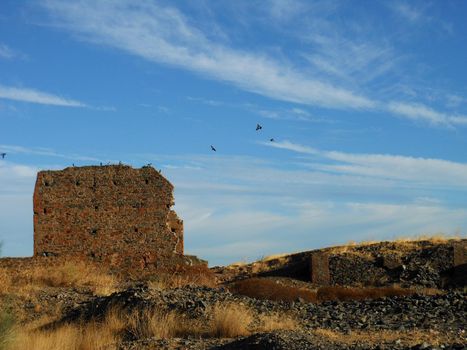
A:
1 0 467 266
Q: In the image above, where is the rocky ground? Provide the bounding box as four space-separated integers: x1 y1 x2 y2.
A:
40 284 465 349
1 239 466 349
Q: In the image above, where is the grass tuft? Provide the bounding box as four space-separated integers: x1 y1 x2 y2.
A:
209 303 252 338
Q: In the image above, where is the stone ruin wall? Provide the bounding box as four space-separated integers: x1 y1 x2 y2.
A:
33 165 185 274
309 240 466 288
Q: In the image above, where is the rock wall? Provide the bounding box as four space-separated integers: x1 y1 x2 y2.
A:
33 165 185 274
235 239 466 288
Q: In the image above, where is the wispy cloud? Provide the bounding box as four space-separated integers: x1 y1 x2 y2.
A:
187 96 224 107
0 43 27 60
0 145 100 162
0 85 87 107
391 3 424 23
39 0 374 110
257 107 331 122
387 101 467 126
267 0 307 22
304 33 397 85
0 44 18 59
388 2 453 34
262 140 467 187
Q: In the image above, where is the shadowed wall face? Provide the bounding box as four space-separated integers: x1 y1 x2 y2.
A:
33 165 183 272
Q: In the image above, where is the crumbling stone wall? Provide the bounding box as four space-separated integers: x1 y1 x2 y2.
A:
33 165 185 273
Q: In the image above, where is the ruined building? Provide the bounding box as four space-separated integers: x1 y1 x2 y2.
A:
33 165 188 274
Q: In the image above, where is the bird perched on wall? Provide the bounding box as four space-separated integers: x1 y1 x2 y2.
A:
0 153 6 159
256 123 262 131
210 145 217 152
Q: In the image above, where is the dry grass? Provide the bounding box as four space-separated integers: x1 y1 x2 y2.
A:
229 278 318 303
313 328 459 347
257 313 298 332
0 261 117 297
11 322 118 350
329 234 464 257
148 269 216 291
126 308 204 339
0 270 12 296
6 301 299 348
0 311 15 350
29 261 117 295
209 303 252 338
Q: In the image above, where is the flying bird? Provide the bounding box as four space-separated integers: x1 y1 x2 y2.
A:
0 153 6 159
256 123 262 131
210 145 217 152
270 138 275 142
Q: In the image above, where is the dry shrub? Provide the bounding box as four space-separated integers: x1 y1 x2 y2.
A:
229 278 318 303
317 285 417 302
209 303 252 338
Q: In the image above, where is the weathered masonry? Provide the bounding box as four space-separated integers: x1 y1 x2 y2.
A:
33 165 185 273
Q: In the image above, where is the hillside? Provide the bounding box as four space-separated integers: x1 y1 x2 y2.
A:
0 238 465 349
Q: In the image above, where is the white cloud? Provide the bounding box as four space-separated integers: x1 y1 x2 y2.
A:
0 161 37 195
40 0 374 110
0 85 86 107
263 140 467 187
387 101 467 126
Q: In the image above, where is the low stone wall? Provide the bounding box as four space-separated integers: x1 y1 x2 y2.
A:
310 240 465 288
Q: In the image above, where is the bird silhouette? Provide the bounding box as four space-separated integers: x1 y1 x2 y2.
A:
256 123 262 131
0 153 6 159
270 138 275 142
211 145 217 152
